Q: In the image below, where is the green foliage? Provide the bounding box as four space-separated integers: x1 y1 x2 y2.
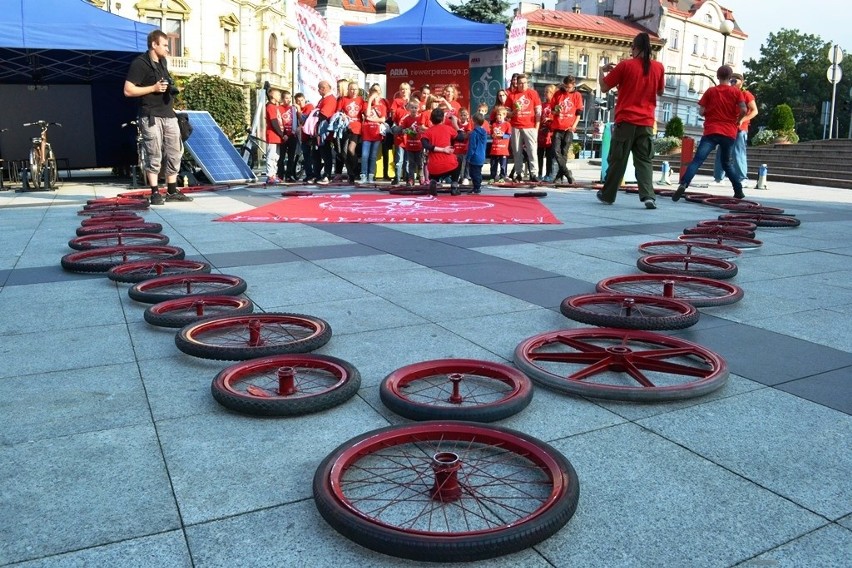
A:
751 129 776 146
448 0 512 27
181 74 247 141
744 29 852 141
767 103 795 131
654 136 682 155
664 116 684 138
571 142 582 157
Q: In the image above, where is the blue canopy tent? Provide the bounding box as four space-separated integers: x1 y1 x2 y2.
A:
0 0 156 169
339 0 505 75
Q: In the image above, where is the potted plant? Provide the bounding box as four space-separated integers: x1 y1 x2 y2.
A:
767 104 797 144
568 142 581 159
653 136 682 155
751 129 776 146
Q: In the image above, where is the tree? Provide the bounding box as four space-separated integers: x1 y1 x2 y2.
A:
665 116 684 138
447 0 512 27
744 29 852 141
181 74 248 141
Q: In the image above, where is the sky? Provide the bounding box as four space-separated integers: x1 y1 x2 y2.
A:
395 0 848 63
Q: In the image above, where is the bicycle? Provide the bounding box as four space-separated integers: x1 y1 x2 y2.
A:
121 120 147 188
23 120 60 190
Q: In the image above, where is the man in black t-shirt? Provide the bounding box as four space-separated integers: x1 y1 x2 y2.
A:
123 30 192 204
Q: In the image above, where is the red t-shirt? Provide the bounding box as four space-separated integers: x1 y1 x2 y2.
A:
422 123 459 175
361 98 388 142
550 90 584 131
279 104 294 135
316 94 337 120
740 90 756 132
398 114 423 152
603 58 665 127
265 102 284 144
489 120 512 157
339 96 364 135
700 84 746 138
507 88 541 129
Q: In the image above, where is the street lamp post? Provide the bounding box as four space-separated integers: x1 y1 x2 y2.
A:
720 20 735 65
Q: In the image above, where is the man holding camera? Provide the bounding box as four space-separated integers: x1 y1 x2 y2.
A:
124 30 192 204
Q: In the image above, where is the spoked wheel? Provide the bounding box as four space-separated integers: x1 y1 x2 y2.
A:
679 233 763 250
28 147 43 190
212 354 361 416
175 313 332 360
559 293 698 330
107 259 212 283
701 197 761 208
596 274 744 307
80 213 144 226
637 254 738 279
45 155 59 189
696 219 757 231
61 245 185 273
128 274 247 304
86 197 148 206
682 226 756 239
78 206 148 216
718 213 801 228
76 222 163 236
720 204 786 215
638 240 742 261
68 232 169 251
144 296 254 328
683 192 714 203
313 421 579 562
281 190 313 196
379 359 533 422
82 201 149 212
513 328 729 401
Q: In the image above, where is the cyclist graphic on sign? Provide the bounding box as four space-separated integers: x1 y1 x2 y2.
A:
470 67 503 111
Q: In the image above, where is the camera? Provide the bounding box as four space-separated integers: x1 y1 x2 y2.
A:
161 77 180 95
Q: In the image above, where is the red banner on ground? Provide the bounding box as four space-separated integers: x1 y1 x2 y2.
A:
215 194 561 225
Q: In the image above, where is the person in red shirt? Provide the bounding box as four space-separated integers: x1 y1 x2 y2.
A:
597 32 665 208
390 83 412 184
506 73 542 181
313 80 338 184
276 90 298 182
359 84 388 184
397 100 424 185
294 92 315 182
673 65 747 201
490 89 509 123
537 84 556 183
713 72 758 184
338 81 365 183
548 75 584 184
421 107 464 195
439 85 462 119
264 88 284 184
489 106 512 181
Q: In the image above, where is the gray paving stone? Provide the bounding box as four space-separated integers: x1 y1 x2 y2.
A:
383 285 540 323
742 523 852 567
540 423 825 568
137 354 226 421
243 275 375 310
155 399 389 525
0 323 135 379
0 285 125 334
638 388 852 519
314 253 424 274
0 363 151 445
774 366 852 414
333 266 479 297
12 530 193 568
0 425 180 565
265 295 428 336
839 514 852 530
745 308 852 352
186 498 552 568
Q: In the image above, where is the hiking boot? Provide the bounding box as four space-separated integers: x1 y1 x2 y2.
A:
165 191 193 202
671 184 687 202
149 192 165 205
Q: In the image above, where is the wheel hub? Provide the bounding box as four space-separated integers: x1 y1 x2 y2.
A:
430 451 462 502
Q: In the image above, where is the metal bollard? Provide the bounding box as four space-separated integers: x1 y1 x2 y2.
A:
657 161 672 185
755 163 768 190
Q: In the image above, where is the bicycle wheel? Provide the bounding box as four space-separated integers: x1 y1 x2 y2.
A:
78 206 148 216
379 359 533 422
596 274 744 307
28 147 42 190
145 296 253 328
682 226 756 239
678 233 763 250
83 201 149 212
46 151 58 188
108 259 212 284
77 222 163 236
637 254 738 279
68 232 169 251
313 421 579 562
212 354 360 416
61 245 185 273
638 240 742 261
86 197 149 206
559 293 698 330
80 213 145 226
683 192 714 203
701 197 761 208
696 219 757 231
175 313 332 360
720 204 786 215
513 328 728 401
718 213 801 228
128 274 247 304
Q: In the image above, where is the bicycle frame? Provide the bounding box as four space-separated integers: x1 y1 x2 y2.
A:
23 120 59 190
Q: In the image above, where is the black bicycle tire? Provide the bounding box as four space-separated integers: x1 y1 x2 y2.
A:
107 259 212 283
637 254 738 279
514 191 547 197
175 313 332 360
718 213 801 228
313 421 579 562
595 274 745 307
128 274 247 304
76 222 163 236
80 214 144 226
68 232 169 251
211 354 360 416
559 293 699 330
683 226 756 239
696 220 757 231
678 234 763 250
389 187 428 195
638 240 742 261
144 296 254 328
60 245 185 273
379 359 533 422
29 147 42 190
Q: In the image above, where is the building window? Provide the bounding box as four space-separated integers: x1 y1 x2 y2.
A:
540 48 558 75
711 40 718 60
268 34 278 74
702 37 709 57
665 66 676 89
224 29 231 64
662 102 672 123
577 54 589 78
686 106 696 126
726 45 735 65
692 35 699 56
669 29 679 50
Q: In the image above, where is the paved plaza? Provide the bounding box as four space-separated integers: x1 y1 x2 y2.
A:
1 162 850 567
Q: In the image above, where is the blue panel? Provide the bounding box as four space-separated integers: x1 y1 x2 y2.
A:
183 111 256 184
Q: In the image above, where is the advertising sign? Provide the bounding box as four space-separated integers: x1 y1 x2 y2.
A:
386 61 470 109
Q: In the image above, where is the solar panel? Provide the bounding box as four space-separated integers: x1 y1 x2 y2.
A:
183 110 256 184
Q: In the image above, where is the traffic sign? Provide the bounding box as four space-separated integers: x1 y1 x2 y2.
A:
828 44 844 65
827 64 843 84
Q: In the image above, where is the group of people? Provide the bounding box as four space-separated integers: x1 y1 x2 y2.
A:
261 70 586 192
598 31 757 209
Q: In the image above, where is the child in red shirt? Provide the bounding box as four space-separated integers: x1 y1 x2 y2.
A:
421 107 464 195
397 101 424 186
489 107 512 181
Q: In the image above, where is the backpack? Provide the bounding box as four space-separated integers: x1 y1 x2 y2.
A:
176 112 192 141
301 108 321 137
